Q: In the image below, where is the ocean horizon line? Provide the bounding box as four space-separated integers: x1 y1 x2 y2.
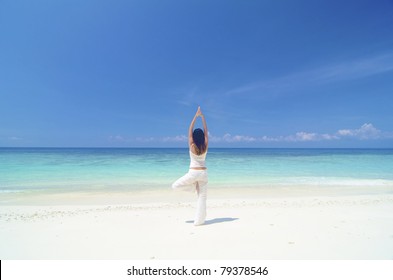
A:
1 146 393 150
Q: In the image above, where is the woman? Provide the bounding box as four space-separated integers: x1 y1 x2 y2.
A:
172 106 209 226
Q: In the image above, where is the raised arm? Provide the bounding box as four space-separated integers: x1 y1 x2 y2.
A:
200 113 208 148
188 106 208 148
188 107 200 147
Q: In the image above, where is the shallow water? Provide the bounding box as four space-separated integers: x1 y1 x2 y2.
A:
1 148 393 194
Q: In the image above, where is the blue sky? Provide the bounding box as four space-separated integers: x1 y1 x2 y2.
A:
1 0 393 147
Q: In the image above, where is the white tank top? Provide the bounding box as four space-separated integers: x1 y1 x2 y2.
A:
189 150 207 168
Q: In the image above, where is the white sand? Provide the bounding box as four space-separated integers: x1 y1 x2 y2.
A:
1 188 393 259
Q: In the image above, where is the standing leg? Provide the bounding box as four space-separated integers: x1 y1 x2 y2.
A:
194 180 207 226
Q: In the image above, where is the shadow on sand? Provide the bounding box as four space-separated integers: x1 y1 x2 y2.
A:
186 217 239 226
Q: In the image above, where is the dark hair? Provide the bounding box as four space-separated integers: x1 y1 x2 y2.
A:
192 128 206 155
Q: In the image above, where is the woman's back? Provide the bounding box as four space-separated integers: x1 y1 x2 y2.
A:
189 149 207 168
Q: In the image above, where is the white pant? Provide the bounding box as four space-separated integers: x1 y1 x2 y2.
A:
172 169 208 226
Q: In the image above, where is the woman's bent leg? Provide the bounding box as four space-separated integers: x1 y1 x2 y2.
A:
172 171 197 192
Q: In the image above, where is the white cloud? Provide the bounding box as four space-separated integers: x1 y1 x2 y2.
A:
109 135 188 144
336 129 352 136
258 123 389 143
109 135 156 143
321 134 340 140
207 123 389 144
209 131 325 143
109 135 126 142
135 137 155 142
337 123 381 140
8 136 23 141
223 133 257 143
208 133 257 143
162 135 188 142
290 132 318 142
254 132 338 143
109 123 391 145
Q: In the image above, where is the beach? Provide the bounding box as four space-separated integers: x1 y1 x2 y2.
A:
1 187 393 260
1 148 393 260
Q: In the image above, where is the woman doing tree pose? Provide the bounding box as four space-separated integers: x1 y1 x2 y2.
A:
172 106 209 226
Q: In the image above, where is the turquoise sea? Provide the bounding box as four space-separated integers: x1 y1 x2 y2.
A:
1 148 393 194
